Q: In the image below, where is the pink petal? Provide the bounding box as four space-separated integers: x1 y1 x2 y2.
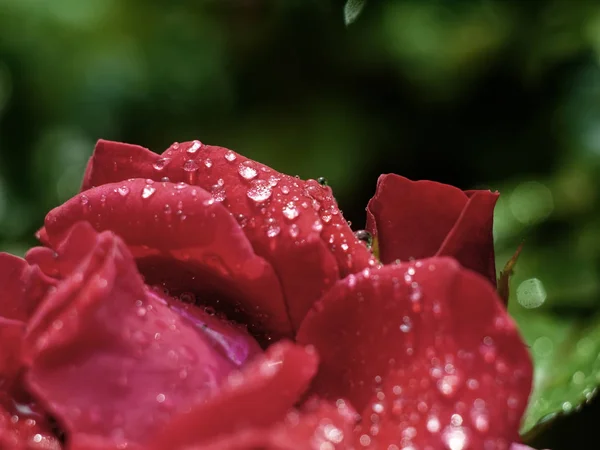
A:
297 258 532 448
366 174 498 284
78 139 375 330
184 398 358 450
149 341 319 450
42 179 290 338
23 222 261 448
0 402 62 450
0 253 56 322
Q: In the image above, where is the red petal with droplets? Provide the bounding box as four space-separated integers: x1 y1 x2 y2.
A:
366 174 498 284
23 222 261 449
185 398 358 450
296 258 532 448
0 253 56 322
0 402 62 450
149 341 318 450
41 179 290 338
76 139 374 330
0 255 62 449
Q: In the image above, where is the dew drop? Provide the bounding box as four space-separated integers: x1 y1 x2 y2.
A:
238 163 258 180
317 176 328 186
204 158 213 168
142 185 156 199
80 195 89 205
282 202 299 220
153 158 171 171
183 160 199 172
267 224 281 238
281 185 290 194
442 426 468 450
118 186 130 197
312 220 323 232
355 230 373 249
247 180 272 202
427 416 441 433
400 316 412 333
179 292 195 303
224 151 237 162
187 140 202 154
289 224 300 238
437 374 460 397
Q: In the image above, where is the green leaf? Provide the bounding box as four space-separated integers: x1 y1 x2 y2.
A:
515 311 600 440
344 0 367 26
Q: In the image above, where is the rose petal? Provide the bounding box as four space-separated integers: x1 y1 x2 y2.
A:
77 139 375 330
42 180 291 338
183 398 358 450
437 190 498 284
366 174 498 283
296 258 532 448
0 402 61 450
24 222 260 448
0 253 56 322
150 341 319 450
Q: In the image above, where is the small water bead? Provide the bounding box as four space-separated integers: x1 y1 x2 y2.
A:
442 426 468 450
354 230 373 249
267 224 281 238
282 202 299 220
183 160 199 172
238 162 258 180
281 185 290 194
288 224 300 238
186 140 202 154
312 220 323 232
268 175 280 187
426 415 441 433
204 158 213 168
156 393 166 403
179 292 195 303
80 195 89 206
400 316 412 333
118 186 130 197
437 374 461 398
142 185 156 199
224 151 237 162
317 177 328 186
247 180 272 202
153 158 171 171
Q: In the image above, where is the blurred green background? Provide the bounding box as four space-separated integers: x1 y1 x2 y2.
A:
1 0 600 447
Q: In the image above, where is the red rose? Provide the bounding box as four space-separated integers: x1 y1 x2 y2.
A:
0 140 533 449
366 174 498 285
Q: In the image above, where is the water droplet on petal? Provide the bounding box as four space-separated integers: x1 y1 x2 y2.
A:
224 151 237 162
442 426 468 450
282 202 299 220
239 162 258 180
142 185 156 199
183 160 199 172
153 158 171 171
312 220 323 232
289 224 299 238
267 224 280 238
355 230 373 249
118 186 130 197
204 158 213 168
80 195 89 205
187 140 202 154
317 176 328 186
400 316 412 333
247 180 272 202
